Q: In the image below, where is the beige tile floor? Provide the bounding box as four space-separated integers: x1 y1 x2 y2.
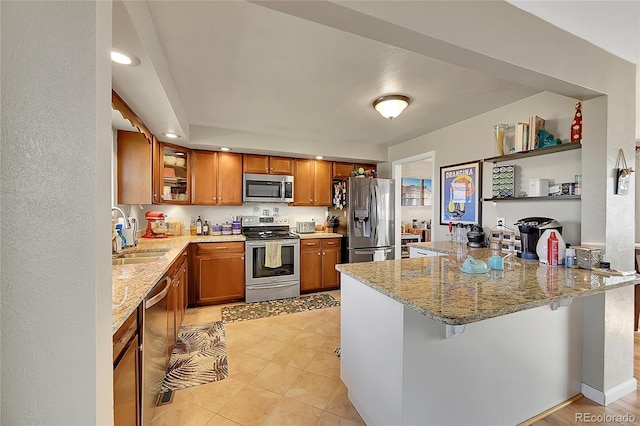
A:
151 290 365 426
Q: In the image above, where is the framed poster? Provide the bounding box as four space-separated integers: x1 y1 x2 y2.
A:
401 177 422 206
440 160 482 225
422 179 432 205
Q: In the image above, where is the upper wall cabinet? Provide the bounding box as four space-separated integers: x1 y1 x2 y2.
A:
192 151 243 206
293 159 332 206
243 154 294 175
161 143 190 204
117 130 157 204
333 162 377 179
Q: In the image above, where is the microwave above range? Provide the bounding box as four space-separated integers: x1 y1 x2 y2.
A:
243 173 294 203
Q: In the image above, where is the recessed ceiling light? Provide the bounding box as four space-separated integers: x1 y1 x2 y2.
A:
110 49 140 66
220 147 231 151
315 156 324 160
163 132 180 139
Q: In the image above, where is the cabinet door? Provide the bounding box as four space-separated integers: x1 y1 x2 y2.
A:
167 279 177 358
321 239 341 289
300 247 322 292
161 143 190 204
117 130 153 205
269 156 294 175
197 253 245 304
293 159 315 206
113 335 139 426
333 162 354 179
178 259 188 328
217 152 243 205
191 150 217 205
243 154 270 174
314 160 333 206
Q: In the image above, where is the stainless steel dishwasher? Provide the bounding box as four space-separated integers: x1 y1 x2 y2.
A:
142 276 171 426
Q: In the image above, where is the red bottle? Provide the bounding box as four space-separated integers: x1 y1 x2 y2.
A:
547 231 559 266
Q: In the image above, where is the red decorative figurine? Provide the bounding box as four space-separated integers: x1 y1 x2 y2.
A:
571 101 582 143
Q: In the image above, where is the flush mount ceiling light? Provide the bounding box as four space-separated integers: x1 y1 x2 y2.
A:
220 147 231 151
163 132 180 139
110 48 140 66
372 94 411 120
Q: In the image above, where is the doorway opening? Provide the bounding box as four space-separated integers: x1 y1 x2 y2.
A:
392 152 435 259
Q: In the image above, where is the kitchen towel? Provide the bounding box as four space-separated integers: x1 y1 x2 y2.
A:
264 242 282 268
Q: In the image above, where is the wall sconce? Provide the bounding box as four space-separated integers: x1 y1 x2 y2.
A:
372 95 411 120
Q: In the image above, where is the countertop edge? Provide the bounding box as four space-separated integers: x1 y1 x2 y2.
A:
336 262 640 326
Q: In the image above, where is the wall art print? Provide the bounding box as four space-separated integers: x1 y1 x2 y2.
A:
440 160 482 225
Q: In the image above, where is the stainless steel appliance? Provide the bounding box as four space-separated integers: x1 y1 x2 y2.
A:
142 276 171 426
242 216 300 303
329 177 395 263
515 217 563 259
243 173 294 203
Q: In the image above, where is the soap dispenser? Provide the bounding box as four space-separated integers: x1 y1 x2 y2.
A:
536 230 565 265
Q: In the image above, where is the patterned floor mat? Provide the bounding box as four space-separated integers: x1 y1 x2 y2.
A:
221 293 340 324
160 321 228 392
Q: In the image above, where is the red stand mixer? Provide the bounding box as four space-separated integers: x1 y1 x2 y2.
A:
142 211 168 238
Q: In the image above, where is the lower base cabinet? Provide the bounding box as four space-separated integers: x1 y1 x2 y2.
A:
190 242 245 305
113 309 140 426
300 238 341 292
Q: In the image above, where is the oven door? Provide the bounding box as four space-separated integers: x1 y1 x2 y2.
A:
245 239 300 285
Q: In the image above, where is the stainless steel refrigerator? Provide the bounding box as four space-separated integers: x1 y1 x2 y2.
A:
329 177 395 263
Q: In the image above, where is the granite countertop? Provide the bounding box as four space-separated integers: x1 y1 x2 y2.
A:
295 232 343 239
336 241 640 325
112 234 245 334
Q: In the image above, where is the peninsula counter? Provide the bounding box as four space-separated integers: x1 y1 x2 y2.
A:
336 242 639 425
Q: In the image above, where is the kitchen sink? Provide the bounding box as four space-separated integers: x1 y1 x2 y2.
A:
112 256 163 265
112 249 169 265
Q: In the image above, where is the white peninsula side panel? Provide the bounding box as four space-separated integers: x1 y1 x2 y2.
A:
340 274 584 425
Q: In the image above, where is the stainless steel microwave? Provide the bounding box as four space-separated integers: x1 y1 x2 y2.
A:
243 173 294 203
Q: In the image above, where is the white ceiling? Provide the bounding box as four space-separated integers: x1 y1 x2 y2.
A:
112 1 638 162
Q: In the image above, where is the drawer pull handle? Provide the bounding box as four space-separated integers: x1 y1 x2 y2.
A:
216 247 227 249
118 325 136 344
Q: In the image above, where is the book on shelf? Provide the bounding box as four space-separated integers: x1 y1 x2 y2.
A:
514 122 529 152
528 115 545 150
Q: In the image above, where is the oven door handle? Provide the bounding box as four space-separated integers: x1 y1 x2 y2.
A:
247 282 297 290
354 248 392 255
246 239 299 246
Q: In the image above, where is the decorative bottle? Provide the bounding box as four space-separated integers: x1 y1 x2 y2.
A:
547 231 558 266
203 220 210 235
196 216 203 236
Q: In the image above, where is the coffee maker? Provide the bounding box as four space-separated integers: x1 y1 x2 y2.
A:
515 217 563 259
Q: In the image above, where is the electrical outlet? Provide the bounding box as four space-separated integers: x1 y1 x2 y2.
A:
496 217 505 227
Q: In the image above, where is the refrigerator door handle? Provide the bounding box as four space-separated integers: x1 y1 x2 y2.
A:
354 248 392 255
370 181 378 243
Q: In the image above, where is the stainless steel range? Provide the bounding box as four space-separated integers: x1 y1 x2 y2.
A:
242 216 300 303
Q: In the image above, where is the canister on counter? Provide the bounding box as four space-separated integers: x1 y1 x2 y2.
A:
211 224 222 236
221 223 232 235
232 220 241 234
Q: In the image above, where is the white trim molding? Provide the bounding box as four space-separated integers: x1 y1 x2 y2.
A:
581 378 638 406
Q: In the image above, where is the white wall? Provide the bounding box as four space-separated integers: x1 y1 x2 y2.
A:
388 91 583 244
0 1 113 424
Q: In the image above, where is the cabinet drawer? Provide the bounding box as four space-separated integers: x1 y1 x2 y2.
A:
195 242 244 255
113 308 138 364
321 238 341 248
301 239 321 250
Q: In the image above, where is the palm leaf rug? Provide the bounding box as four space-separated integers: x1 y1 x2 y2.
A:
160 321 228 392
221 293 340 323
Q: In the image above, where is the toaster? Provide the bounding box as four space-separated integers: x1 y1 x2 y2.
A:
296 221 316 234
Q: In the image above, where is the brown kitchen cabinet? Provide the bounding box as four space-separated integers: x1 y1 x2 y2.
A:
190 242 245 305
113 308 140 426
243 154 294 175
167 249 188 356
191 150 243 205
300 238 341 292
117 131 163 205
160 143 190 204
332 162 377 179
293 159 332 206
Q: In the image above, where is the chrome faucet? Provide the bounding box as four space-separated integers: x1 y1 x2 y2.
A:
111 206 131 229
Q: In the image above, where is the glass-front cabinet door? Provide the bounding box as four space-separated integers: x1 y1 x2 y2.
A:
161 143 190 204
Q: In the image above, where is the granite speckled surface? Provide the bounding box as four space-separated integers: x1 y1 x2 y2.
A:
112 235 245 334
336 241 640 325
295 232 343 239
